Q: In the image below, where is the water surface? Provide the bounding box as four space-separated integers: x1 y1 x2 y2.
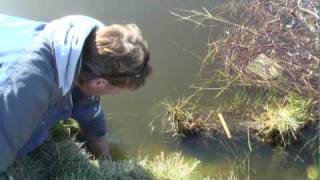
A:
0 0 315 179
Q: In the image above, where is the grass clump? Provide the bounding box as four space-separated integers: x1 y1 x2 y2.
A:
8 134 202 180
8 139 154 180
218 89 278 115
158 88 315 147
256 93 314 146
139 151 200 180
51 118 81 140
159 96 217 138
217 90 315 146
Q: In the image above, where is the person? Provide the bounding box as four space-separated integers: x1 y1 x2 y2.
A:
0 14 151 174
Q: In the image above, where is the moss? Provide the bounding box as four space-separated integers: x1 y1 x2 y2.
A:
51 119 81 141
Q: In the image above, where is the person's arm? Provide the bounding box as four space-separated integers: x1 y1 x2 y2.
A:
0 57 57 171
71 87 111 160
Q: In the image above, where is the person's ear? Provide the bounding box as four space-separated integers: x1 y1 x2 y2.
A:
91 78 109 88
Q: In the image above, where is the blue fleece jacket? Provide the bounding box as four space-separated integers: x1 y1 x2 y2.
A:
0 15 107 171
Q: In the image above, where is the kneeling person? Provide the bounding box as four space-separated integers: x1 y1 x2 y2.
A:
0 15 151 172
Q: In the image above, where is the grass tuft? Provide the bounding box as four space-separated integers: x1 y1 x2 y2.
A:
8 138 203 180
159 96 218 138
139 151 200 180
257 93 314 146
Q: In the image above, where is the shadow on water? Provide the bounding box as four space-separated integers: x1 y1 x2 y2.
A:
170 122 318 179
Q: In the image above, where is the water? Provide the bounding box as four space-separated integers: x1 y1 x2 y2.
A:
1 0 316 179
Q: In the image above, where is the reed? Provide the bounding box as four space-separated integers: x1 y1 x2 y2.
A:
172 0 320 99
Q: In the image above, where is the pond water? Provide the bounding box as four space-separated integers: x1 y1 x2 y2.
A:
1 0 316 179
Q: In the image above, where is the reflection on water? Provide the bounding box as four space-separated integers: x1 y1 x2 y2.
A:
178 135 314 179
0 0 316 179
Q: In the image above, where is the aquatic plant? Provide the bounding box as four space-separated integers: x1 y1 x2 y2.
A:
207 170 239 180
216 90 315 146
159 96 218 138
172 0 320 99
256 93 314 146
218 89 278 115
161 97 196 137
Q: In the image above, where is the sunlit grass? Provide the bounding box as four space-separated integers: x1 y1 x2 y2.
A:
7 138 154 180
159 96 216 138
8 139 204 180
139 152 200 180
218 89 278 115
257 93 314 146
51 119 81 140
161 97 196 137
9 118 204 180
216 90 315 146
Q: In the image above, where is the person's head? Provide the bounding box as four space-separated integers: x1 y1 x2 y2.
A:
78 23 152 96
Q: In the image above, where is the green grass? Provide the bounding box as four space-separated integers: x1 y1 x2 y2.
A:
217 89 315 146
158 96 217 138
7 123 242 180
7 138 160 179
257 92 314 146
218 89 278 114
139 151 200 180
7 131 203 180
51 119 81 140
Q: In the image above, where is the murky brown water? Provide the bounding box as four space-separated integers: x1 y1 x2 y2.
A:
1 0 316 179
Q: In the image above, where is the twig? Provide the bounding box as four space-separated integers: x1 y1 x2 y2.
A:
170 40 203 61
190 85 228 90
218 113 232 138
298 134 319 153
247 128 252 151
297 0 320 20
169 11 206 27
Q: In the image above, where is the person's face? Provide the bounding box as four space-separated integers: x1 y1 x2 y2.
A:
77 78 127 96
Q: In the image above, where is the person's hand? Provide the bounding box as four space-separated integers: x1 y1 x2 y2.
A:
87 135 112 161
0 172 13 180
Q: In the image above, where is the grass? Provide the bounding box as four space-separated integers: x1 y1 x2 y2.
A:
139 151 200 180
171 0 320 99
256 92 314 146
51 119 81 140
7 118 243 180
7 138 202 180
216 89 315 146
167 0 319 148
158 96 218 138
218 88 278 115
7 119 206 180
8 139 154 180
157 87 315 147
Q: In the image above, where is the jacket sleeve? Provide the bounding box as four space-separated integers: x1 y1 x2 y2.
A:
71 88 107 138
0 54 57 172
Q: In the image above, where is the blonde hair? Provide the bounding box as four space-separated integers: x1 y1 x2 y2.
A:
79 24 151 89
